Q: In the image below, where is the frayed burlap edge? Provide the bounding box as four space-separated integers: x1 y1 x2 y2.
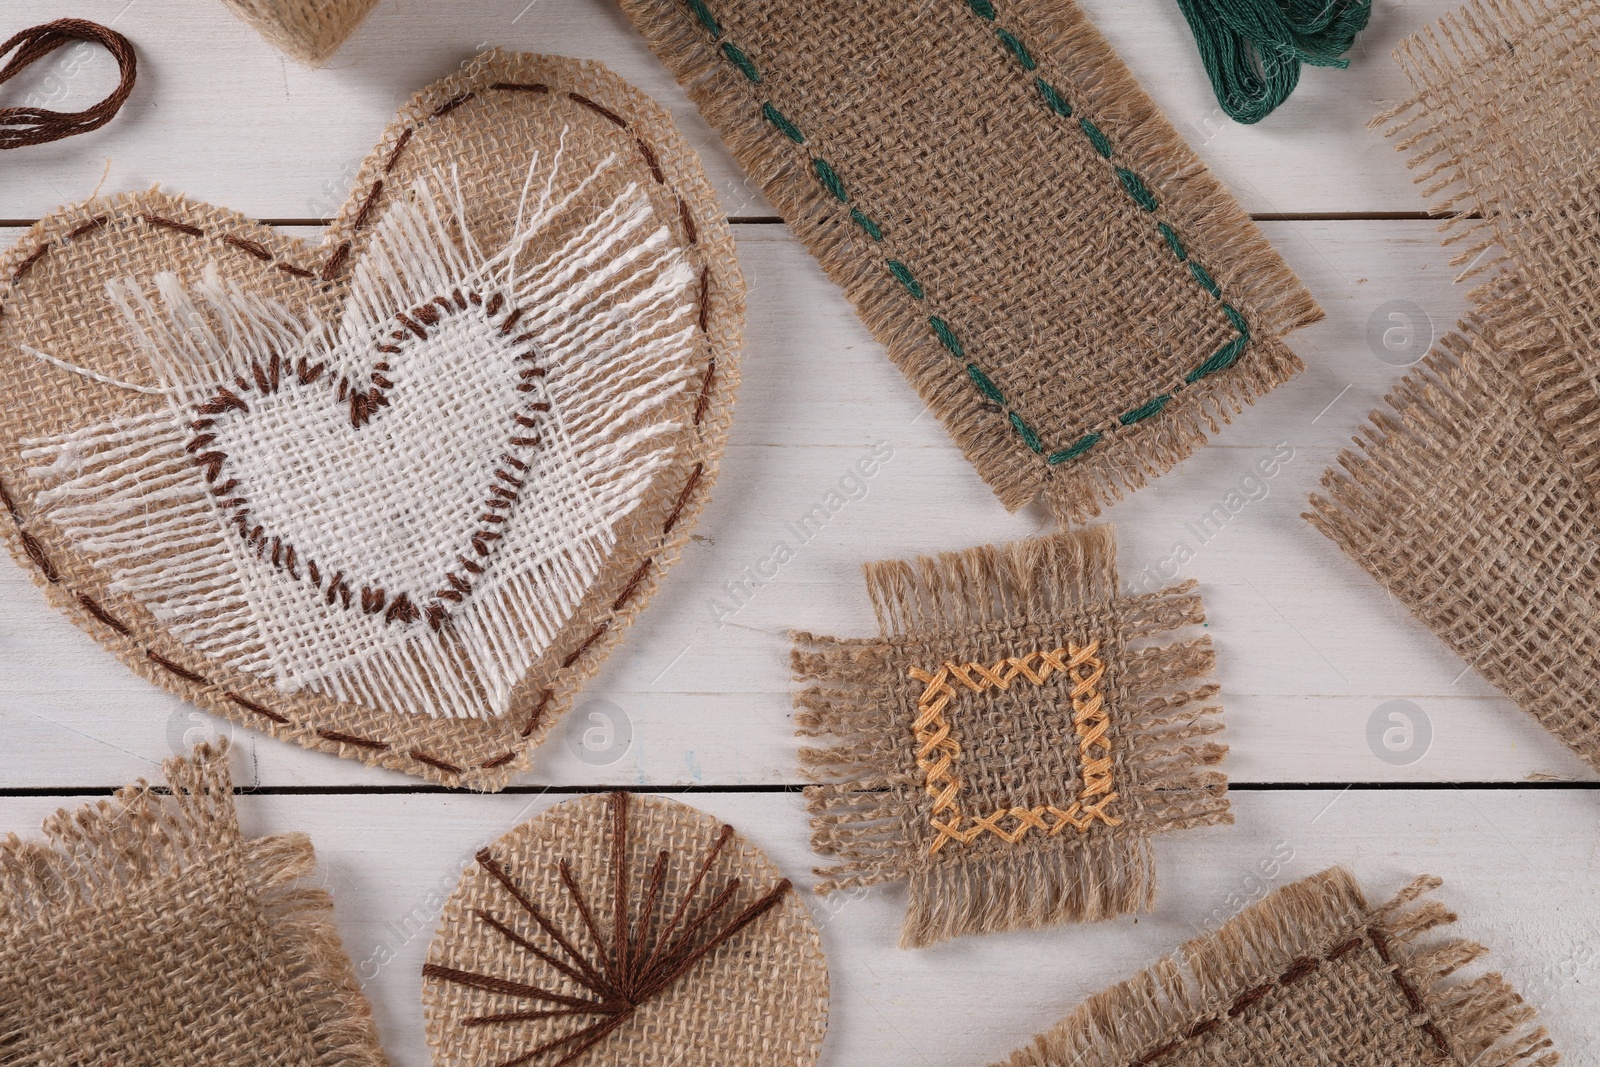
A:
218 0 380 66
0 742 388 1067
797 527 1229 948
994 866 1558 1067
1374 0 1600 507
617 0 1319 525
0 52 742 790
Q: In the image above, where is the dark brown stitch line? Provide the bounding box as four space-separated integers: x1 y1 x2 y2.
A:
276 262 316 279
10 246 47 284
67 215 108 240
383 127 414 174
695 264 712 335
661 463 704 535
411 749 464 775
146 651 208 686
611 559 654 613
676 199 698 246
490 82 550 94
77 594 131 636
567 91 627 128
561 623 610 670
228 692 289 724
142 213 203 237
321 241 352 281
636 138 665 184
479 751 517 769
19 531 59 582
691 358 717 428
432 92 476 119
522 689 555 738
352 179 385 230
222 234 272 261
318 728 390 750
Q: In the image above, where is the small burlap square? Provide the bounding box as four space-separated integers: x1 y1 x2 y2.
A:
0 742 387 1067
993 867 1557 1067
797 526 1229 948
422 791 829 1067
219 0 379 66
620 0 1321 523
1308 309 1600 770
1378 0 1600 503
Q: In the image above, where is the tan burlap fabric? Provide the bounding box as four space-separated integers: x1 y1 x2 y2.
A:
994 867 1556 1067
0 742 388 1067
1308 0 1600 772
797 526 1229 948
219 0 379 65
620 0 1321 524
1378 0 1600 499
421 792 829 1067
0 52 741 789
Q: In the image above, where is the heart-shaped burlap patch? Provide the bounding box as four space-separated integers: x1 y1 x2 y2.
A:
0 52 741 788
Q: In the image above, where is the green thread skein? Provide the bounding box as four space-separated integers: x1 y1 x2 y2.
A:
1174 0 1372 124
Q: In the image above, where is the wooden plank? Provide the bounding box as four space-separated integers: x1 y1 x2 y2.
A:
0 788 1590 1065
4 0 1448 222
0 219 1587 788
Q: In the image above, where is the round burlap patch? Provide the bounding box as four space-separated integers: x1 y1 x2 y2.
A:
0 52 741 789
422 793 829 1067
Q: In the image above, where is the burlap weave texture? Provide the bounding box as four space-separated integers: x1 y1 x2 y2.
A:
620 0 1321 523
219 0 379 65
798 527 1229 947
0 52 741 788
994 867 1556 1067
422 792 829 1067
0 743 387 1067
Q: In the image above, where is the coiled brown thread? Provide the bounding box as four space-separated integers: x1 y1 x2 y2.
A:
0 75 721 781
0 19 137 149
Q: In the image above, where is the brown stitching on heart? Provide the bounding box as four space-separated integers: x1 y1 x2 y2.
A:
433 93 477 119
147 651 208 686
227 692 289 724
567 92 627 128
0 72 724 786
479 751 516 769
142 214 203 238
412 750 465 774
317 728 390 750
636 138 666 184
77 594 131 636
10 247 47 284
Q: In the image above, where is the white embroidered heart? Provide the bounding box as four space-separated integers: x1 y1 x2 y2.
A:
24 157 700 719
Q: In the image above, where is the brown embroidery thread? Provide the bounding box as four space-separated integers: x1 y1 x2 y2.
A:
0 19 136 149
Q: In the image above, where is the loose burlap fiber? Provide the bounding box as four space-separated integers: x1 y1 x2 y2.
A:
620 0 1321 524
798 527 1229 948
1379 0 1600 500
219 0 379 65
0 52 741 789
0 742 388 1067
994 867 1557 1067
422 792 829 1067
1307 0 1600 773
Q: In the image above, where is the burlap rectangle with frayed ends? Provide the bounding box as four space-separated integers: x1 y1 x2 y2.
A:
796 526 1229 948
219 0 379 65
0 742 388 1067
993 867 1557 1067
1378 0 1600 504
619 0 1321 524
1307 308 1600 771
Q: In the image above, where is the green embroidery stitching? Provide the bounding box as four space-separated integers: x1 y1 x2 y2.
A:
681 0 1253 468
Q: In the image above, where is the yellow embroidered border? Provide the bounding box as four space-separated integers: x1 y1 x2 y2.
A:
908 642 1119 855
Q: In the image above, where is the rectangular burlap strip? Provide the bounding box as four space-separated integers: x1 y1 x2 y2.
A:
1308 310 1600 771
797 527 1229 948
1379 0 1600 503
0 743 389 1067
620 0 1321 523
993 867 1557 1067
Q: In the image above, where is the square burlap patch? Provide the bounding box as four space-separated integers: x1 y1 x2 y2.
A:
994 868 1556 1067
796 527 1229 947
0 744 387 1067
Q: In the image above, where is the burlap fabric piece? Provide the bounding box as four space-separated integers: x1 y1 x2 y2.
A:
1308 309 1600 770
0 742 388 1067
218 0 379 66
421 791 829 1067
0 52 741 789
797 526 1229 948
619 0 1322 524
1378 0 1600 502
993 866 1557 1067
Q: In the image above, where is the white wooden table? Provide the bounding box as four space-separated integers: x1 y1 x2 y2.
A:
4 1 1597 1063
